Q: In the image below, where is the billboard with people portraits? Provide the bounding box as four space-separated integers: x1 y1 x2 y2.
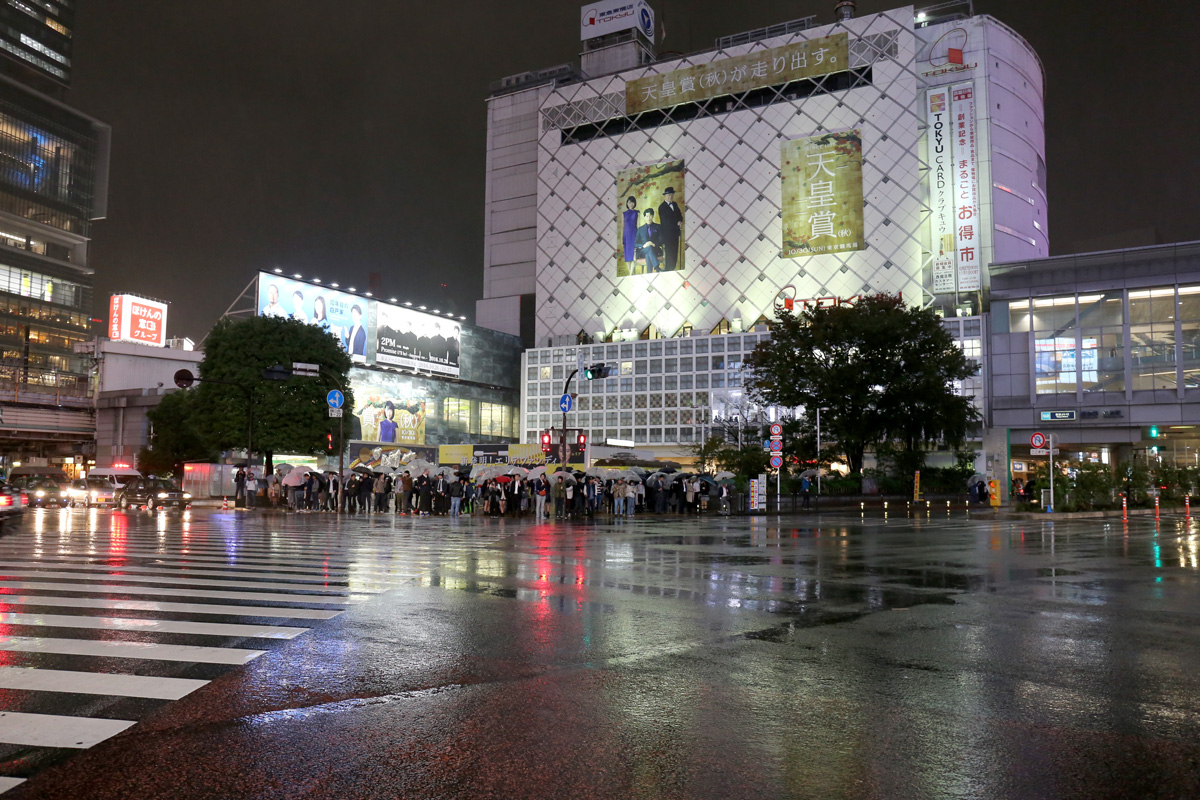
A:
373 302 461 377
348 369 427 446
256 273 367 363
615 159 685 277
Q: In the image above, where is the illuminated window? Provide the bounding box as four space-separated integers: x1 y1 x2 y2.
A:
479 403 516 438
443 398 471 433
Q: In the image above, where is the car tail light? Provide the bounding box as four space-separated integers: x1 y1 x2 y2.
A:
0 495 11 507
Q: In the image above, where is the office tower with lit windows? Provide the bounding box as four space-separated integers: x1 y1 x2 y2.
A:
0 0 111 466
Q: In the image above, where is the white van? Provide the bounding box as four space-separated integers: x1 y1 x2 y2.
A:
87 467 142 489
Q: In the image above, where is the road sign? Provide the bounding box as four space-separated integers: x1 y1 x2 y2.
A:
1029 448 1059 456
326 389 344 409
769 423 783 437
559 394 573 413
1030 432 1046 449
1040 410 1077 422
173 369 195 389
769 439 783 452
769 455 783 469
292 361 319 378
328 408 343 418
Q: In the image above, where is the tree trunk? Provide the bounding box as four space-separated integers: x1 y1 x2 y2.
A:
265 450 274 475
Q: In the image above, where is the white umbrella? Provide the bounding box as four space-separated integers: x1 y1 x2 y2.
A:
714 471 735 481
528 466 548 478
274 463 295 475
968 473 987 486
506 466 529 477
281 469 311 487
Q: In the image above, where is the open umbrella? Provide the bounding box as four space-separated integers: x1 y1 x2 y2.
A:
281 469 311 487
799 469 819 479
371 465 394 474
274 463 295 475
495 475 514 484
968 473 987 486
714 471 735 481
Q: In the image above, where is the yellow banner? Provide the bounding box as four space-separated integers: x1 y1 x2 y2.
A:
626 33 848 115
781 129 865 258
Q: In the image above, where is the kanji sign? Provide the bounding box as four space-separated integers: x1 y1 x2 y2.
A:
108 294 168 347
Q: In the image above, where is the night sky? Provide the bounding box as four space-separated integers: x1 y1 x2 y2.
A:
67 0 1200 341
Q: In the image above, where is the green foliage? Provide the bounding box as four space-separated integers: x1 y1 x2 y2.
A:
689 435 726 474
140 389 217 478
194 316 353 460
715 442 769 479
1069 462 1118 510
746 295 979 473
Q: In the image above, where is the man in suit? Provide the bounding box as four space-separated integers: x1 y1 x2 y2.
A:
634 208 663 273
657 186 684 271
345 304 367 361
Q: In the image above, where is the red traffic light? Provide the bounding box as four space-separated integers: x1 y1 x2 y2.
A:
576 432 587 446
541 431 553 453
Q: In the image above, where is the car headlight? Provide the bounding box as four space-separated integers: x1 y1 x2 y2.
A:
91 491 99 498
35 490 44 497
59 491 67 497
183 493 192 499
157 492 168 499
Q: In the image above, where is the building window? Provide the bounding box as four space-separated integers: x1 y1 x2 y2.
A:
1130 287 1177 390
1179 287 1200 390
1032 296 1078 395
1079 292 1125 393
443 398 472 433
479 402 516 437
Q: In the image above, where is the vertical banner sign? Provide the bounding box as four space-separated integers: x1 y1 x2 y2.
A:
749 479 758 511
781 129 865 258
950 82 981 292
925 89 956 294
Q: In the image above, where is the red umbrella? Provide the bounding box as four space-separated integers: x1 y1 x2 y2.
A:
495 475 514 484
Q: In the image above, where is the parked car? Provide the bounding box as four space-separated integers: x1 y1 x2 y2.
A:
116 477 192 511
26 478 69 508
0 480 28 533
68 478 117 508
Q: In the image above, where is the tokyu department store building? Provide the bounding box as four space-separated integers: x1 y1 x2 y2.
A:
479 2 1047 458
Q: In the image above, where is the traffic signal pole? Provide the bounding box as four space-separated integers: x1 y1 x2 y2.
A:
561 368 578 467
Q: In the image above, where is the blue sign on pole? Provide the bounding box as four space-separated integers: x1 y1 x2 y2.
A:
327 389 344 409
559 394 573 413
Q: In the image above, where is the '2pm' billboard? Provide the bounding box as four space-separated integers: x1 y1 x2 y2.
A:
255 272 460 376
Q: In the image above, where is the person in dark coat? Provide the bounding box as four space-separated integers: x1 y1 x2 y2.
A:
634 208 663 272
657 186 684 271
417 470 433 516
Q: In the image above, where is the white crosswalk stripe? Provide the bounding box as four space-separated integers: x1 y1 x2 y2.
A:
0 520 371 794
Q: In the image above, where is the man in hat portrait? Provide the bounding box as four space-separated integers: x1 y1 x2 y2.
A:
657 186 684 271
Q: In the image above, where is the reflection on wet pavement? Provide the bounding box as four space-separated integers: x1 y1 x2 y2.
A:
0 508 1197 798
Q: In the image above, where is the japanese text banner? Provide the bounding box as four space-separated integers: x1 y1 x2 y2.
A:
781 129 865 258
950 81 980 292
626 33 849 115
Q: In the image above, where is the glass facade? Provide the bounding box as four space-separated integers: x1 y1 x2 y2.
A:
522 332 768 446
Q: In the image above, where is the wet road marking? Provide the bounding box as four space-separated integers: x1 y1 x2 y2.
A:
0 612 307 639
0 635 265 665
0 569 355 595
0 778 23 793
0 561 350 584
0 666 209 700
0 594 344 619
0 547 357 569
0 711 135 749
0 580 355 604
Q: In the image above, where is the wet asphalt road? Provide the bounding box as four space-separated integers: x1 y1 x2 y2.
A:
0 506 1198 799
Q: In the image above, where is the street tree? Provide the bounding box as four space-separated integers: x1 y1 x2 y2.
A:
138 389 217 478
745 294 979 474
195 316 353 470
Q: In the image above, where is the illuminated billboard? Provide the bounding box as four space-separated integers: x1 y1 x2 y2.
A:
781 129 865 258
256 273 367 363
581 0 654 42
615 159 685 277
108 294 168 347
348 369 427 446
374 302 461 377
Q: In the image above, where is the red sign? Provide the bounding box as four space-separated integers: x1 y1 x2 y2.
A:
108 294 168 347
1030 432 1046 449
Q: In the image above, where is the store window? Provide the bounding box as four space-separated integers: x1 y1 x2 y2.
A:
1032 296 1077 394
1078 292 1125 393
443 398 471 432
1130 287 1177 390
479 403 516 437
1179 286 1200 389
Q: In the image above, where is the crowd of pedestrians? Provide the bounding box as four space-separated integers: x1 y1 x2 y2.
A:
243 466 736 519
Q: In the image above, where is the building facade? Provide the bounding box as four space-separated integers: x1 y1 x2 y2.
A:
495 2 1042 462
0 4 110 470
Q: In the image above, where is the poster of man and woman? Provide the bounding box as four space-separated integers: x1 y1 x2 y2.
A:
257 273 367 362
615 159 686 277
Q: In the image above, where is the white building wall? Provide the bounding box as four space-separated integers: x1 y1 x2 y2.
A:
535 8 926 344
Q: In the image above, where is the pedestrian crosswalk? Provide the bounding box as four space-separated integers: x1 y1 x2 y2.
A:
0 512 364 794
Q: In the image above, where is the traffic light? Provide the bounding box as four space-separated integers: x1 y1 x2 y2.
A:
327 433 334 451
583 363 612 380
1149 425 1159 438
541 431 553 454
577 432 587 448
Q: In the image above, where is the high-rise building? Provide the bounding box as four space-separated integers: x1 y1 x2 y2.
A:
0 0 110 472
482 1 1045 463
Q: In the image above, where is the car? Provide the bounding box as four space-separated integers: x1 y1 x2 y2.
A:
25 478 69 508
0 481 28 533
68 478 117 508
116 477 192 511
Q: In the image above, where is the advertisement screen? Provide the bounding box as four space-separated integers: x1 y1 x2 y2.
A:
257 273 367 363
374 303 461 376
349 369 427 446
781 129 865 258
615 159 686 277
108 294 168 347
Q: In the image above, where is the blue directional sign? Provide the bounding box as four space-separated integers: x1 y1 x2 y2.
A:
559 394 573 413
326 389 344 409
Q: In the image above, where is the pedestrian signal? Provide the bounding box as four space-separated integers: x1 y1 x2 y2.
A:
541 431 553 453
